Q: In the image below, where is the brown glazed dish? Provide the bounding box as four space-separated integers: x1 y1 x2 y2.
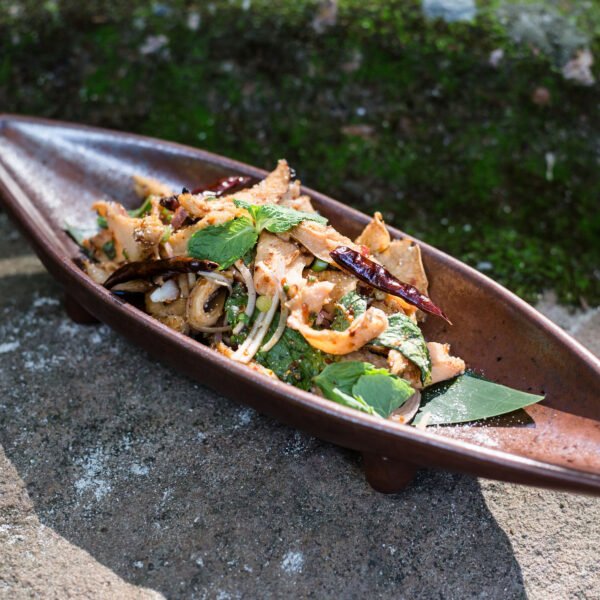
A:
1 114 600 495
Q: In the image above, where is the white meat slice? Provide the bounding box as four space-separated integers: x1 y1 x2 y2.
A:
286 281 388 354
427 342 466 385
290 221 362 264
93 201 165 262
131 174 174 199
253 232 310 297
221 159 291 206
374 238 428 295
355 212 390 254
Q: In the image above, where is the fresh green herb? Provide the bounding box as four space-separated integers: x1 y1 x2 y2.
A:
352 372 414 418
224 282 251 335
188 217 258 269
97 216 108 229
255 319 330 391
122 249 129 260
331 291 431 385
370 314 431 385
241 248 255 266
412 372 545 427
311 258 329 272
283 283 290 293
128 196 154 218
161 224 173 243
102 240 116 260
331 290 368 331
314 361 413 418
188 200 327 269
234 198 327 232
256 295 272 312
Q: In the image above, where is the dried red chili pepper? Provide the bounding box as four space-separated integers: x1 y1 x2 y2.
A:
104 257 218 289
329 246 451 323
192 175 252 196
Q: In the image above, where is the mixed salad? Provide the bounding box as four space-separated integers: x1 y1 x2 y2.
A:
68 160 543 426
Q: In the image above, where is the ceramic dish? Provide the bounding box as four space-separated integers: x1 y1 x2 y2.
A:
1 114 599 494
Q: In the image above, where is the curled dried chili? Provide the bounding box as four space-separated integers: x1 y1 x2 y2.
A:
104 257 218 289
192 175 252 196
330 246 451 323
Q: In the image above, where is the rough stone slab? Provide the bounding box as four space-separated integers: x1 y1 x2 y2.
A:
0 216 599 599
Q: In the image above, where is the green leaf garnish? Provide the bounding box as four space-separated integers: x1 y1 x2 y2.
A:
234 199 327 233
128 196 154 218
331 290 368 331
188 200 327 268
352 372 414 418
187 217 258 269
370 314 431 385
412 372 544 426
331 291 431 384
255 321 330 391
314 361 413 418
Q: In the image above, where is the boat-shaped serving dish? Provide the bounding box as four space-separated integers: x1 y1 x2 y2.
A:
1 115 600 495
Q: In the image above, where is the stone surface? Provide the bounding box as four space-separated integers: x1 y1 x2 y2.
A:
1 214 599 599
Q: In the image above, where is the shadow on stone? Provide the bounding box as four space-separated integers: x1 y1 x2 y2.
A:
0 270 527 599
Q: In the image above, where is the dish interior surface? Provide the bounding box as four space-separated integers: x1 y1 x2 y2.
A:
1 116 600 493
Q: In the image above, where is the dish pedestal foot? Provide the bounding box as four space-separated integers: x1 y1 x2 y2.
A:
64 293 99 324
363 453 420 493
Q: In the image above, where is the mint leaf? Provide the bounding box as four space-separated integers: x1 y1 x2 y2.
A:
187 217 258 269
255 320 330 391
232 198 261 222
370 314 431 385
256 203 327 233
352 372 414 418
413 372 545 426
331 291 368 331
314 361 412 418
233 199 327 234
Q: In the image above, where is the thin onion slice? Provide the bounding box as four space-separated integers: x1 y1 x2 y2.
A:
260 291 289 352
231 294 279 363
389 390 421 425
235 259 256 318
199 271 233 291
231 311 266 363
193 324 232 333
232 321 246 335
